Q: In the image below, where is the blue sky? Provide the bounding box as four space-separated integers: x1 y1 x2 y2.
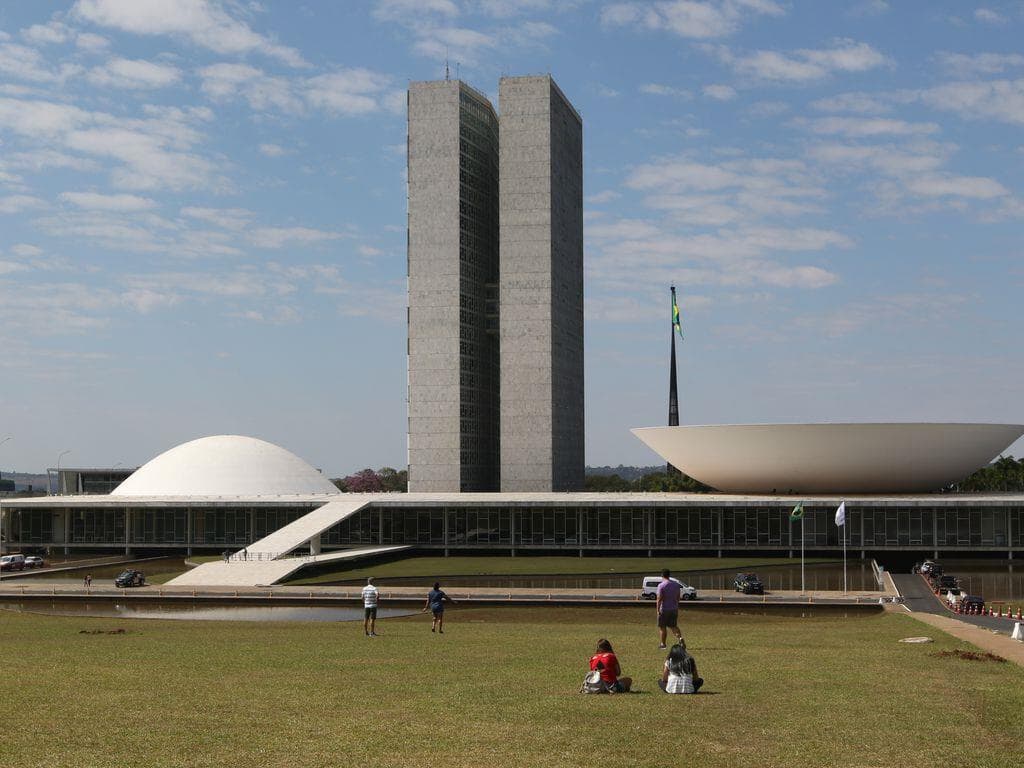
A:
1 0 1022 476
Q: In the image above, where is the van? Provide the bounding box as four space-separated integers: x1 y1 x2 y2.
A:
640 576 697 601
0 554 26 572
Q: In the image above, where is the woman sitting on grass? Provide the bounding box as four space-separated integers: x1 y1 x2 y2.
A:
658 640 702 694
590 638 632 693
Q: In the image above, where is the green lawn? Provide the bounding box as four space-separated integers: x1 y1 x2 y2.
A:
288 554 838 584
2 606 1021 767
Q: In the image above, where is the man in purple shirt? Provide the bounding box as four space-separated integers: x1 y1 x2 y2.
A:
656 568 684 649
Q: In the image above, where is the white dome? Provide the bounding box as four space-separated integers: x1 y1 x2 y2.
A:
112 435 340 497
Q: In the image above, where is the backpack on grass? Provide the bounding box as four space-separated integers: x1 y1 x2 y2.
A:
580 669 608 694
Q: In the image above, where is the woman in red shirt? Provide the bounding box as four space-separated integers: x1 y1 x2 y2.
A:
589 638 632 693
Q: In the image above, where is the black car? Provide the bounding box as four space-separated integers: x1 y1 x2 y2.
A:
960 594 985 613
114 569 145 588
936 574 958 594
734 573 764 594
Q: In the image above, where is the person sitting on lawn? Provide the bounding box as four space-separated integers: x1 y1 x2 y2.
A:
658 640 703 694
590 638 632 693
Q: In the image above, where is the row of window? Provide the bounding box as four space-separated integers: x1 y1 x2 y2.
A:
8 506 1024 548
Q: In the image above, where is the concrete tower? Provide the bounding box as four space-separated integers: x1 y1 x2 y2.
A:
498 75 584 492
407 80 500 491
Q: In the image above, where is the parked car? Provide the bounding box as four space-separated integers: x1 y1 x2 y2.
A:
960 594 985 612
944 588 963 606
0 554 26 572
23 556 45 569
734 573 764 594
918 560 940 576
936 574 958 594
640 576 698 600
114 569 146 588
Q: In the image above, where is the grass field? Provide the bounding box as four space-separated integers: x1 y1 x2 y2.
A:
2 605 1021 767
288 554 838 584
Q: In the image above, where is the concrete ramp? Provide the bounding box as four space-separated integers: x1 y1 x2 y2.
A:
242 498 374 558
167 496 401 587
168 545 410 587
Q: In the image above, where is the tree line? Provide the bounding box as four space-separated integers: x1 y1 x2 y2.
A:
328 456 1024 494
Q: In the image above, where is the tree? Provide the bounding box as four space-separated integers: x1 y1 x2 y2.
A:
377 467 409 492
342 468 384 493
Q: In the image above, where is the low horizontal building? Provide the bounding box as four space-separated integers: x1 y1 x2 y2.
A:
1 435 1021 560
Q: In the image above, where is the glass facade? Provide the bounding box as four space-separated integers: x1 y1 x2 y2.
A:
4 501 1023 552
321 503 1024 552
457 87 500 492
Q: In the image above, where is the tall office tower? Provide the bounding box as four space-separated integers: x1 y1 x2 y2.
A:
407 80 500 492
498 75 584 491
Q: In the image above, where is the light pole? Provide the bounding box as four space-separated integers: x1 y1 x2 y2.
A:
55 450 71 496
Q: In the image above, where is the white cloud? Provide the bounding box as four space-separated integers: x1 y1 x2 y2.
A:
937 52 1024 77
249 227 343 249
586 190 621 204
601 0 784 39
305 69 394 115
374 0 459 22
60 191 157 211
640 83 691 98
22 21 70 45
11 244 44 258
903 175 1009 199
0 42 83 83
703 83 737 100
88 57 182 89
73 0 307 67
197 64 398 116
412 27 497 65
715 39 889 83
0 194 47 214
181 206 253 230
258 143 288 157
198 63 301 112
802 117 940 137
75 32 109 52
974 8 1005 24
915 78 1024 125
811 91 891 114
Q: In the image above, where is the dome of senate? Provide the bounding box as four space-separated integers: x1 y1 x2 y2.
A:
111 435 340 497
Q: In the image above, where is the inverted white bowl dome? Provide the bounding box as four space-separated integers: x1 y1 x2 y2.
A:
631 423 1024 494
112 435 340 497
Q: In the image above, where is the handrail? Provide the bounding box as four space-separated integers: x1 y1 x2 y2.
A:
870 559 886 588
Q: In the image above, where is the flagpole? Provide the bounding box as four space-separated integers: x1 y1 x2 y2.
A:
667 286 680 476
843 512 848 594
801 515 805 594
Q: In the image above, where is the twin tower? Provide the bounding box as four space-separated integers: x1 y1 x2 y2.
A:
407 75 584 492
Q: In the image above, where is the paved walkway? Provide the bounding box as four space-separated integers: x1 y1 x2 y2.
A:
889 572 1024 667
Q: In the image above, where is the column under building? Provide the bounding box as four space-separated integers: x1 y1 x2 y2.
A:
498 75 584 491
407 80 500 492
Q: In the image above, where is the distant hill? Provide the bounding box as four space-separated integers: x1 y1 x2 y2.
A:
586 465 663 482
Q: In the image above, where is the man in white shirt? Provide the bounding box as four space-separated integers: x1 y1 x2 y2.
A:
362 577 379 637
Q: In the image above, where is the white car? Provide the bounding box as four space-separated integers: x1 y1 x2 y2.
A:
640 576 698 601
24 556 45 568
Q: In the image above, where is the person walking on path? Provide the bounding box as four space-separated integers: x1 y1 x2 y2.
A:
222 549 230 563
362 577 379 637
422 581 456 633
656 569 683 649
83 573 92 588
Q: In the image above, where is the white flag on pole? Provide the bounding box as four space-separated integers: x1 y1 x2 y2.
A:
835 501 846 527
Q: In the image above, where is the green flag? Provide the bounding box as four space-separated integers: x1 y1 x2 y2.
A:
672 292 683 339
789 501 805 522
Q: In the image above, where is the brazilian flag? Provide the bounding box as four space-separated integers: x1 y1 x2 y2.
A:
789 501 805 522
672 293 683 339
